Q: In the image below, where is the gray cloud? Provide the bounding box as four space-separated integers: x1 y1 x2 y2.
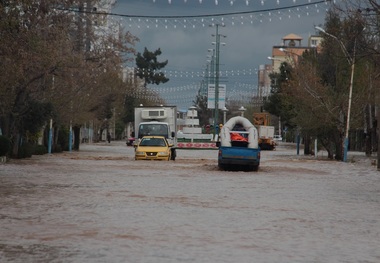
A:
113 0 329 109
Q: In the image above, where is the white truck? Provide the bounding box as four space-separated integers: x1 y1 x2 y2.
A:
134 105 177 160
252 112 276 150
257 125 276 150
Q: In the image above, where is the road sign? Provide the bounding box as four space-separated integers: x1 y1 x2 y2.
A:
207 84 226 109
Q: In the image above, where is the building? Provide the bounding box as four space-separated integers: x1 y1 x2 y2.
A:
269 33 322 72
308 34 323 48
257 33 323 131
257 64 273 99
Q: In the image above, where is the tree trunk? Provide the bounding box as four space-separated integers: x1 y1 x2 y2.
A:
8 110 23 158
73 126 81 150
99 128 104 142
11 131 21 158
319 139 334 160
54 125 60 148
335 138 343 161
365 104 372 156
365 133 371 156
304 134 311 155
0 116 9 137
377 104 380 171
326 148 334 159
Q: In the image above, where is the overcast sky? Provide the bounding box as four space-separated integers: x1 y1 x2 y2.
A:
111 0 331 110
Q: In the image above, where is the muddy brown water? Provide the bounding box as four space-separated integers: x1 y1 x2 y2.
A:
1 142 380 263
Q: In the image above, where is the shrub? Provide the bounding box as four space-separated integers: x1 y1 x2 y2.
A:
34 145 47 155
18 143 34 158
0 136 11 156
57 127 69 151
53 144 63 153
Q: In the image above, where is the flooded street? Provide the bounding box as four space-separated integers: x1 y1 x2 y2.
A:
1 141 380 263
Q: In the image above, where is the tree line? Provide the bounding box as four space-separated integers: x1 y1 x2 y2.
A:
264 1 380 161
0 0 168 158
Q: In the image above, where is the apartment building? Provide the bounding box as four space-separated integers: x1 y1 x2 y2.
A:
257 33 323 99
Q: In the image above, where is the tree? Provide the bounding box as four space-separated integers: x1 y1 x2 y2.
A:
0 0 138 156
135 47 169 88
280 9 371 159
193 91 212 128
0 0 75 156
264 62 297 133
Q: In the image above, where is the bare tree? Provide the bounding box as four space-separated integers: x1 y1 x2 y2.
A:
0 0 138 155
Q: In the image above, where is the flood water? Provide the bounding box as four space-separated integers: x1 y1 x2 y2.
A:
1 142 380 262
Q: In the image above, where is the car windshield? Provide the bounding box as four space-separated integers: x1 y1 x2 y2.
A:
139 124 168 138
140 138 167 147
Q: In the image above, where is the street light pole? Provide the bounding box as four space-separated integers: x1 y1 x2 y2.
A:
214 26 221 131
211 23 225 136
207 49 215 85
222 107 228 124
345 52 356 162
189 106 196 143
239 106 246 117
315 26 356 162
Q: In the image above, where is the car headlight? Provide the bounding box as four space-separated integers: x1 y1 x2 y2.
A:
135 151 145 155
157 151 169 156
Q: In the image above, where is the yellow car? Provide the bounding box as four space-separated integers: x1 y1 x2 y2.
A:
135 136 172 161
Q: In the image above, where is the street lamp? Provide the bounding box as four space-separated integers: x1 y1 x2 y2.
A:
222 106 228 124
189 105 196 143
268 56 283 73
207 49 215 84
279 47 300 65
210 23 226 136
239 106 246 117
315 26 356 162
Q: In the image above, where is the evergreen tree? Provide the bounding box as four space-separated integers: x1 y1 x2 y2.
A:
263 62 296 131
193 91 212 128
135 48 169 88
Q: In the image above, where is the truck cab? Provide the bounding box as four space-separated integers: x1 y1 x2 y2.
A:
138 122 172 139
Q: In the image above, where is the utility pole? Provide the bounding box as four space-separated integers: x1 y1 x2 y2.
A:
207 48 215 85
214 25 220 130
211 24 226 135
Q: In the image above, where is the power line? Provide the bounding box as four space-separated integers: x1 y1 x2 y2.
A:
57 0 331 19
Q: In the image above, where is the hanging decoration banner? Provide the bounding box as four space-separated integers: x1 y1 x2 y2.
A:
120 0 333 30
60 0 335 30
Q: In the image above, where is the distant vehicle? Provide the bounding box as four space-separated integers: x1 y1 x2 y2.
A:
253 112 276 150
126 137 135 146
273 135 283 141
135 136 172 161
